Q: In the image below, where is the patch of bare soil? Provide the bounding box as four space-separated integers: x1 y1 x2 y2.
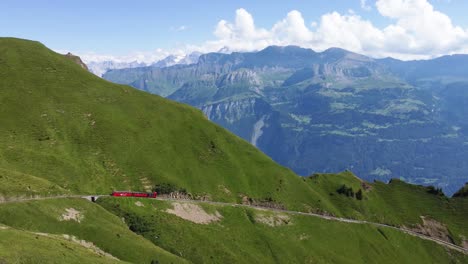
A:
166 202 222 224
255 213 291 227
34 232 50 237
193 193 211 201
135 201 144 207
63 234 119 260
160 191 192 200
361 182 373 191
407 216 454 244
59 208 83 223
240 195 285 210
349 174 373 191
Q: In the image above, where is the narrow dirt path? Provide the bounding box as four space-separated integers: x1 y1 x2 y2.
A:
0 195 466 254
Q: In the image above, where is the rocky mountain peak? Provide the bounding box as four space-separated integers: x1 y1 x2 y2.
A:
64 52 89 71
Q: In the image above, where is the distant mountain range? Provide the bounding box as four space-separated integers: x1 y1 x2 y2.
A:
86 52 202 77
86 60 147 77
103 45 468 194
151 51 202 68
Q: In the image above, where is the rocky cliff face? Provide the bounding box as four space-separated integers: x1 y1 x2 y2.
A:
215 69 263 87
201 97 281 148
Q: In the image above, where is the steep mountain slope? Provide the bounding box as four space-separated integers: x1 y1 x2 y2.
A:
0 198 185 263
104 46 468 194
0 38 333 210
0 225 123 264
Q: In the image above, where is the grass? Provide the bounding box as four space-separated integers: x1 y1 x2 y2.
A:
0 225 125 264
305 172 468 245
98 197 468 264
0 37 328 209
0 198 186 264
0 167 69 198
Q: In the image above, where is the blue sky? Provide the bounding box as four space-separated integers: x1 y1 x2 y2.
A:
2 0 468 61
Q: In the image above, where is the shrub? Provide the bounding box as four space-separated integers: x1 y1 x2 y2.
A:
152 183 177 194
336 184 354 197
153 183 188 195
356 189 363 200
426 186 445 196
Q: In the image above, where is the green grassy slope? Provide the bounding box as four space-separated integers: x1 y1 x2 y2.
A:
0 198 185 264
0 37 325 209
98 197 468 264
0 225 125 264
305 172 468 244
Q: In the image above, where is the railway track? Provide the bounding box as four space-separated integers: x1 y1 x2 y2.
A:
0 194 466 254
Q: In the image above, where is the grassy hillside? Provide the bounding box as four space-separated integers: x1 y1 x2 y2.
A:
0 37 326 209
0 198 185 263
304 171 468 245
0 225 124 264
98 197 468 264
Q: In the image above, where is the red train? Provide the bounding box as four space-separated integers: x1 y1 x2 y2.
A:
111 191 158 198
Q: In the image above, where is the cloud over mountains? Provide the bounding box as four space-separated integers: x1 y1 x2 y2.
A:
206 0 468 60
81 0 468 63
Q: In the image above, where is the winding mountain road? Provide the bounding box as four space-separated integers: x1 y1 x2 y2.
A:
1 195 466 255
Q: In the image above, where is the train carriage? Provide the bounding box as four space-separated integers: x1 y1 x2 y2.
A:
111 191 158 198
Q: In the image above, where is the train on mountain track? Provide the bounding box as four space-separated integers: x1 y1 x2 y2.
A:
111 191 158 198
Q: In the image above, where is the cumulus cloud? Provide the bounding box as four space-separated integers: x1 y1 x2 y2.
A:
203 1 468 60
376 0 468 54
80 0 468 63
210 8 271 51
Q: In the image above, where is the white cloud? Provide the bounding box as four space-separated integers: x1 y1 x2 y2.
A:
79 1 468 63
171 25 189 32
77 48 187 64
360 0 372 11
211 8 271 51
203 1 468 60
272 10 314 44
376 0 468 54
